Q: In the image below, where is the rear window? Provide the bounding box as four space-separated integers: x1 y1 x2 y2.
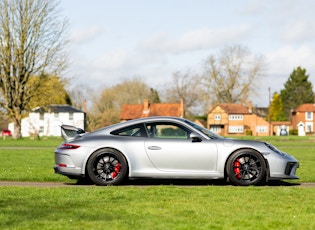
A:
110 124 147 137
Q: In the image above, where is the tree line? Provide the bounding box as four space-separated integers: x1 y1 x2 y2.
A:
269 67 314 121
0 0 313 137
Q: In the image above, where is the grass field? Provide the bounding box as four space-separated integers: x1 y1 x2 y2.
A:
0 136 314 229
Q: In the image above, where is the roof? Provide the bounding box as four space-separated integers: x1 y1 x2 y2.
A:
149 103 183 117
120 101 184 120
211 103 251 114
32 105 84 113
120 104 144 120
294 104 315 112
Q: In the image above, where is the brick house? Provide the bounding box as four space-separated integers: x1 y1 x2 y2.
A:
291 104 315 134
207 102 270 136
120 99 184 121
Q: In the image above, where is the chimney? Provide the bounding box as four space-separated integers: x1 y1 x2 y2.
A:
180 98 184 117
248 101 252 113
83 99 87 113
143 99 149 114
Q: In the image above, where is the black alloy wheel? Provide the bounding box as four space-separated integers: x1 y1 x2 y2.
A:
87 148 127 186
227 149 266 186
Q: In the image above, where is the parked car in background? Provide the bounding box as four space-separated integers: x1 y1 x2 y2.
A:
1 129 12 137
54 116 299 186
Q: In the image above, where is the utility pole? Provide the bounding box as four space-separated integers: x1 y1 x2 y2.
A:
268 87 272 136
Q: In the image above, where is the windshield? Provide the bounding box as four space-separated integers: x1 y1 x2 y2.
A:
184 120 222 139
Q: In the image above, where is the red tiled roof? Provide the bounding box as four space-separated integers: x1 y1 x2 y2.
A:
294 104 315 112
120 104 143 120
213 103 251 114
120 100 184 120
149 103 182 117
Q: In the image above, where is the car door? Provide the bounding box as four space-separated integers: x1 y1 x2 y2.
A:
144 122 218 172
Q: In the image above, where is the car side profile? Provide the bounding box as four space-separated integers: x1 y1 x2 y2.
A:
54 116 299 186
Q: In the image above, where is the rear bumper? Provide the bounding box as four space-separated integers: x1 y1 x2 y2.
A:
54 147 87 177
54 164 83 177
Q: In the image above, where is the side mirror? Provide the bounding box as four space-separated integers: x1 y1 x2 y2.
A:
190 132 202 142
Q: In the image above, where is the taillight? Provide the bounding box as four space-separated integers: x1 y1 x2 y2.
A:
58 143 80 150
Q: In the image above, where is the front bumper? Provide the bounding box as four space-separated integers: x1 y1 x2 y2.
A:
268 155 299 180
285 162 299 177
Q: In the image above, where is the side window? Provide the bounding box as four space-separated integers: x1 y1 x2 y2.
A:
111 124 146 137
146 122 190 139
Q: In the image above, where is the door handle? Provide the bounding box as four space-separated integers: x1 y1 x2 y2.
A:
148 146 161 150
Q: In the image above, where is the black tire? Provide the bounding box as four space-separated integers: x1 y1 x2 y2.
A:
226 149 266 186
87 148 128 186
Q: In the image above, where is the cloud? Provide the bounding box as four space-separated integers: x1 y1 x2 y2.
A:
70 26 103 44
267 45 315 76
280 20 315 43
94 49 130 69
241 0 266 15
139 25 252 54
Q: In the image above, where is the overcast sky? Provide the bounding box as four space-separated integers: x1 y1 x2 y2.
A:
60 0 315 107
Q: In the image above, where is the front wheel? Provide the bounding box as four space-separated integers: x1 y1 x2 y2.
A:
87 148 128 186
226 149 266 186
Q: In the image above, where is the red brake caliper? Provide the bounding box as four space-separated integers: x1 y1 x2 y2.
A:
111 163 121 179
233 159 241 179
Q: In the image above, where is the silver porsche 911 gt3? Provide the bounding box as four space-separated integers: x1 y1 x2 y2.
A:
54 116 299 186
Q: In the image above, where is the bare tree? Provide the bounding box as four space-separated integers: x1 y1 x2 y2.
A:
89 77 152 130
0 0 68 138
68 84 94 111
202 45 265 104
162 70 205 117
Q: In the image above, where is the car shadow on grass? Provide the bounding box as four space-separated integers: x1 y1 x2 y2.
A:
74 178 301 187
124 179 301 187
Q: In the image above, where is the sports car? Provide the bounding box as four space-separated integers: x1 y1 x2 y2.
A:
54 116 299 186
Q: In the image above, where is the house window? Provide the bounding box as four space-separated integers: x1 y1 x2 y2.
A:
305 112 313 121
69 113 73 120
256 126 268 133
214 114 221 120
39 126 44 134
210 125 221 133
228 126 244 133
305 122 313 133
40 113 44 120
228 115 244 120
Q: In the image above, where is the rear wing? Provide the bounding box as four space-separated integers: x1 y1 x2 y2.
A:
61 125 85 141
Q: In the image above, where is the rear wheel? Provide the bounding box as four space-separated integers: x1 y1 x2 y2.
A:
227 149 266 186
87 148 127 186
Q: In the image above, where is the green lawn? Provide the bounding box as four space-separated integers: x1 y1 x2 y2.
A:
0 136 314 229
0 186 314 229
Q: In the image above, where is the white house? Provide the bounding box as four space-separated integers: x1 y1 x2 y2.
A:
9 105 85 137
